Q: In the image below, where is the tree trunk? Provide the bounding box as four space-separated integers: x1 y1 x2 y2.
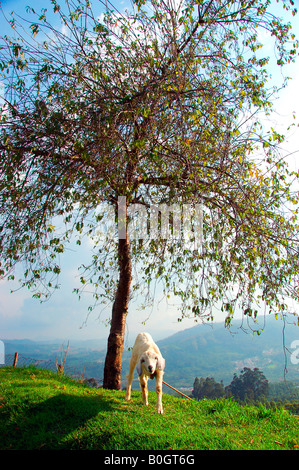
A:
103 232 132 389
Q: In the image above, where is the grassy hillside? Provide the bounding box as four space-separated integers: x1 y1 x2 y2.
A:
0 366 298 450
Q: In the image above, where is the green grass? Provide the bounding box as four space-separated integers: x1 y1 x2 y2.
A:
0 366 298 450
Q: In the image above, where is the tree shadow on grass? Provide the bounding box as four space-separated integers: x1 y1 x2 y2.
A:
2 392 115 450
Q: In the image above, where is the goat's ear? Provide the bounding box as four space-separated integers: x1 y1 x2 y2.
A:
137 358 143 376
157 356 165 371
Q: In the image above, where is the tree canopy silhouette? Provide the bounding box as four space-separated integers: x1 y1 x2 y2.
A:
225 367 269 401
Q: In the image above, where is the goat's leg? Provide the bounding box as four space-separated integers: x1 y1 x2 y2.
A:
125 357 137 401
139 374 149 406
155 373 163 414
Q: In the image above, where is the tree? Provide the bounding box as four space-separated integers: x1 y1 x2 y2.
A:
225 367 269 401
1 0 299 389
192 376 224 400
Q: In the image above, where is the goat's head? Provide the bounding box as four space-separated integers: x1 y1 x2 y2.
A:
137 351 165 377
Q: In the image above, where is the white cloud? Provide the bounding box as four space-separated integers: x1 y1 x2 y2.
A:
0 280 25 319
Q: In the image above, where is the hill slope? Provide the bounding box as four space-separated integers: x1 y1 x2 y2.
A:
0 367 298 450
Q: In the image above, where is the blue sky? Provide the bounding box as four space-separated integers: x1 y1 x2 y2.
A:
0 0 299 343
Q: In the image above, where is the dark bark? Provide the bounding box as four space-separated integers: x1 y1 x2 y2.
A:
103 232 132 389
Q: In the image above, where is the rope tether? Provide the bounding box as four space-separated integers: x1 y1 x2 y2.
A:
162 380 193 400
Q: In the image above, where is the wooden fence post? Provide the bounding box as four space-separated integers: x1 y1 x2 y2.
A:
13 352 18 367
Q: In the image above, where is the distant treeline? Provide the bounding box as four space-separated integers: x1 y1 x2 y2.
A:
191 367 299 414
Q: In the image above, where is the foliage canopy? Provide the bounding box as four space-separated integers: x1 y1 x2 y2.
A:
225 367 269 401
192 368 269 401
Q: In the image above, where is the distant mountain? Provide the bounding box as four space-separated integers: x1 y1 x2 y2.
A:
3 337 107 356
2 337 107 380
153 314 299 387
2 314 299 388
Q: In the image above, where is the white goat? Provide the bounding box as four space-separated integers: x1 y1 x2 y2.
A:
125 332 165 414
